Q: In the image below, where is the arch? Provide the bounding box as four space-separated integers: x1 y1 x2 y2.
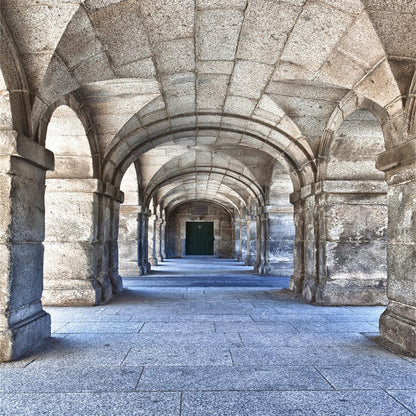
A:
146 168 264 208
37 93 102 178
103 113 315 191
318 92 390 181
161 185 242 215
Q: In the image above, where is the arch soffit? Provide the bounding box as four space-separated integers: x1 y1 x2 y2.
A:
157 179 248 211
146 171 260 208
166 198 236 219
164 193 239 218
37 93 102 178
0 12 31 137
150 170 259 208
317 92 393 182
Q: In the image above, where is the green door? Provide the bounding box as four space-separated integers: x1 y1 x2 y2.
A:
186 222 214 255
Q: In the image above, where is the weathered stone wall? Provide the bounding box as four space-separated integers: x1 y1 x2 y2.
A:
166 202 234 258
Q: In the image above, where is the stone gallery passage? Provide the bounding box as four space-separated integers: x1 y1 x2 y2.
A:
0 1 415 414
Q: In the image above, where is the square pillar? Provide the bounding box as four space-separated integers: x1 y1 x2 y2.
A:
245 215 257 266
289 196 305 293
315 180 388 305
377 142 416 356
259 205 295 276
0 134 53 361
138 207 151 275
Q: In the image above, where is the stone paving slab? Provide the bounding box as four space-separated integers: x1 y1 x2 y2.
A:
250 313 329 322
181 390 413 416
130 313 254 322
26 344 131 368
387 390 416 414
122 345 234 367
54 322 145 334
231 346 409 366
215 321 298 333
289 321 379 333
62 332 243 348
239 332 379 347
317 364 416 390
318 314 381 323
0 367 144 393
139 322 215 333
136 365 333 392
0 392 181 416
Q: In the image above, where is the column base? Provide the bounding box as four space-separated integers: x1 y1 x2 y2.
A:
289 273 303 293
42 280 102 306
109 272 123 296
119 261 141 277
0 310 51 362
315 285 388 306
245 256 256 266
260 262 294 276
148 257 158 266
379 300 416 357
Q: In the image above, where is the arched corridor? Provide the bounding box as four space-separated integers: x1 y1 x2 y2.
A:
1 0 416 412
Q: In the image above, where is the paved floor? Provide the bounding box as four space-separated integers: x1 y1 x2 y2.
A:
1 258 415 415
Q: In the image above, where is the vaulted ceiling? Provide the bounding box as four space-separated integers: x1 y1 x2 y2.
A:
2 0 413 214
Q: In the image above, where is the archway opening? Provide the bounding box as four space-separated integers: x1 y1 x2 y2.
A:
43 105 101 306
118 163 140 276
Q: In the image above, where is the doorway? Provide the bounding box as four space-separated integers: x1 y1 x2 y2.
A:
186 222 214 255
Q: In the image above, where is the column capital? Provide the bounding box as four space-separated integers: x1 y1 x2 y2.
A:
138 206 151 216
291 180 387 202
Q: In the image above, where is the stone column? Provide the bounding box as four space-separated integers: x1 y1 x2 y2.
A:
138 207 151 274
0 134 53 361
148 213 158 266
155 218 163 263
118 205 141 275
240 213 248 263
43 179 102 306
43 180 122 305
298 185 319 302
108 195 124 295
255 213 266 273
315 180 388 305
289 197 305 293
245 215 257 266
293 181 388 305
233 214 241 261
377 141 416 356
160 213 166 260
259 205 295 276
